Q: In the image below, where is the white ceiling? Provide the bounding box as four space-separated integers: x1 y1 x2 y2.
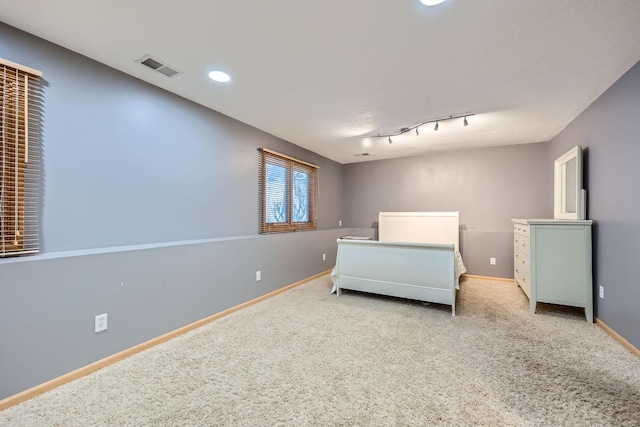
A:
2 0 640 164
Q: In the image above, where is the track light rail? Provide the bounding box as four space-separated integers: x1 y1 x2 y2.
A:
366 113 475 144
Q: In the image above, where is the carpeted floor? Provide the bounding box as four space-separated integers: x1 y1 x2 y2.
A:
1 275 639 426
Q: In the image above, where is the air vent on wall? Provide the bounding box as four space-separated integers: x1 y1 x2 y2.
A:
135 54 182 78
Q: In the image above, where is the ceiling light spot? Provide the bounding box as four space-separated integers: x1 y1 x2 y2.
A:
420 0 447 5
208 70 231 83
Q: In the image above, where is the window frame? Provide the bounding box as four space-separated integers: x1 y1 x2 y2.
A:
259 148 318 234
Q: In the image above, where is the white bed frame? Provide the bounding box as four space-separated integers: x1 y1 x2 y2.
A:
334 212 460 316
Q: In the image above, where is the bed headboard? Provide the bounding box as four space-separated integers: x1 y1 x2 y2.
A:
378 212 459 250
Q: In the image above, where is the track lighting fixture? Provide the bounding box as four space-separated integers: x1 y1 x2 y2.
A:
365 113 475 143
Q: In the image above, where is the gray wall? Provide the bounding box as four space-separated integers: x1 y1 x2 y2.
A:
342 143 552 278
548 60 640 350
0 23 345 399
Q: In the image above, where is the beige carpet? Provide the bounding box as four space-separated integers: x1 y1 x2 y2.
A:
1 275 639 426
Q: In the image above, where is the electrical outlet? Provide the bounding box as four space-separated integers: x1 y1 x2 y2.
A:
95 313 108 333
599 285 604 299
323 253 326 261
256 271 261 282
490 257 496 266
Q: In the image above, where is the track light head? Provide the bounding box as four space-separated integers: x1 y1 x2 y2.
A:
388 136 393 144
434 121 439 131
416 127 419 136
464 116 469 126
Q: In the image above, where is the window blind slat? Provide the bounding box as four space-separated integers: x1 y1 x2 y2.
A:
1 62 41 257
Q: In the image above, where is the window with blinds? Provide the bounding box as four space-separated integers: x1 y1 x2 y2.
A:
1 58 42 257
259 148 318 233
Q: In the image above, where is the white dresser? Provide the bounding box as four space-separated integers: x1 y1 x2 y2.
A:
512 219 593 322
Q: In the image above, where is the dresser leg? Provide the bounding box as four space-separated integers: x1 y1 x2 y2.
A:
585 306 593 323
530 300 537 314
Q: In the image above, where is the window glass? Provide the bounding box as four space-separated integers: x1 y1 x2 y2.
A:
293 170 309 222
266 163 287 224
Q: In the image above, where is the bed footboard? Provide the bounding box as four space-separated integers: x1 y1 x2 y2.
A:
334 239 457 316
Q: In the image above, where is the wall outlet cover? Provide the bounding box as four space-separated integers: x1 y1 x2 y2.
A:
95 313 108 333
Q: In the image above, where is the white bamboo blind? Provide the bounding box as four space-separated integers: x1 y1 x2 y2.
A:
259 148 318 234
1 58 42 257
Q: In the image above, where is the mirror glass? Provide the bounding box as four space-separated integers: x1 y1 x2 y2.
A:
554 146 584 220
562 158 577 214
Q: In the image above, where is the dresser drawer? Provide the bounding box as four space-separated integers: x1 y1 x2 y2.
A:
519 265 531 298
514 250 531 298
515 251 530 276
513 224 530 238
514 234 530 256
513 249 531 275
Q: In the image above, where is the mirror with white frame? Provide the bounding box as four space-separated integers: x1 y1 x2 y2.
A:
554 145 585 220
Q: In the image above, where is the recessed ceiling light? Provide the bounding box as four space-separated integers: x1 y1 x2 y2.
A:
420 0 447 5
208 70 231 83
